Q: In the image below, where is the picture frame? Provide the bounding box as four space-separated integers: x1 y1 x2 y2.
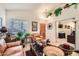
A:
32 21 38 31
48 23 53 30
58 23 63 28
68 25 70 29
65 25 67 29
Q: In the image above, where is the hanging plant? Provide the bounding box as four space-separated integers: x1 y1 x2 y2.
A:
46 3 78 17
64 3 78 9
54 3 78 17
64 4 70 9
46 10 53 18
54 7 62 16
71 3 78 9
46 12 52 18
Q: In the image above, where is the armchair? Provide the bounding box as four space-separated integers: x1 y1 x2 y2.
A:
0 40 25 56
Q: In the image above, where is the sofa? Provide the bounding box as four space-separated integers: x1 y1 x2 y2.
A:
0 39 24 56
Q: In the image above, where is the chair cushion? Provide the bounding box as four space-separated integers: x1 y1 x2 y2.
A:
0 52 2 56
3 45 23 56
9 51 24 56
0 39 7 55
6 41 21 48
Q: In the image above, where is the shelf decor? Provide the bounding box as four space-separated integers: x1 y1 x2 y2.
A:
48 23 53 30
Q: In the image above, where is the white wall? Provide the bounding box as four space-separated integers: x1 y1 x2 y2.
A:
0 9 6 26
46 5 79 50
0 8 47 38
46 17 56 42
57 21 75 38
6 10 46 34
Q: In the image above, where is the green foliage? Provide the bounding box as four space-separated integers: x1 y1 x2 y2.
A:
54 8 62 16
47 3 78 17
16 32 31 40
25 32 31 37
46 12 52 18
71 3 78 9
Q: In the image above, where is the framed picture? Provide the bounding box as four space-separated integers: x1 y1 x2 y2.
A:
48 23 53 30
32 21 38 31
68 25 70 29
58 23 63 28
65 25 67 29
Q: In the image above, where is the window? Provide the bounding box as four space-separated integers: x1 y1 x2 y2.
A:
7 18 28 35
0 17 2 28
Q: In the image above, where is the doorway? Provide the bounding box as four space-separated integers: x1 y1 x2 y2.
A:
55 18 76 48
40 23 46 39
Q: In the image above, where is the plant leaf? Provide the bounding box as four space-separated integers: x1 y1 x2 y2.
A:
54 8 62 16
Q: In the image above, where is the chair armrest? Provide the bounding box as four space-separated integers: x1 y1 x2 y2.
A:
6 41 21 48
3 45 23 56
0 52 2 56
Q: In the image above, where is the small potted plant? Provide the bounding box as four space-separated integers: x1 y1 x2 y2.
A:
25 32 31 43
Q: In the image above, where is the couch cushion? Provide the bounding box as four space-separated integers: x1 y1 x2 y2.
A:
6 41 21 48
9 51 24 56
0 38 7 54
3 45 23 56
0 52 2 56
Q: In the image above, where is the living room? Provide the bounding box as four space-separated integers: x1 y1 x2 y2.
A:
0 3 79 56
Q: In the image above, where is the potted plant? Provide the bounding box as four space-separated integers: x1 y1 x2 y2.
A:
16 32 31 43
15 32 31 48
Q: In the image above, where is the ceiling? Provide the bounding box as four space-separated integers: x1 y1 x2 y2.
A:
0 3 63 10
0 3 41 10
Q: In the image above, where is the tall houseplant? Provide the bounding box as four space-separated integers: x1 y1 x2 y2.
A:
16 32 31 43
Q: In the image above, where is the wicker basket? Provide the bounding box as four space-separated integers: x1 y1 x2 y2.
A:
59 44 74 55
